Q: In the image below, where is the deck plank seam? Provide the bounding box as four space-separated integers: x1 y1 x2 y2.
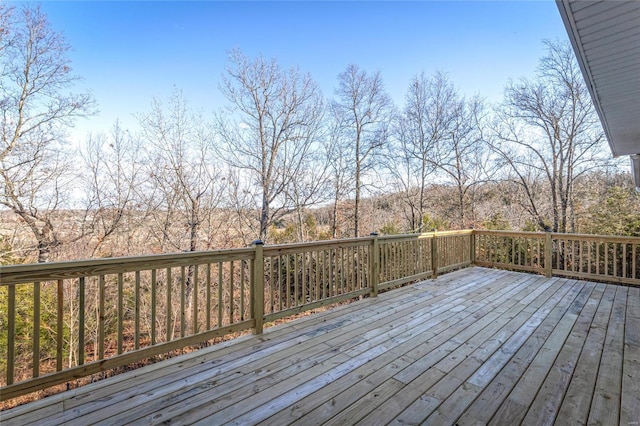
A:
454 280 594 425
417 278 583 424
94 270 516 422
520 283 615 425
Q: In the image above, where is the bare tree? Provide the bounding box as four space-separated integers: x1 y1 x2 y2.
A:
135 91 226 328
220 168 257 246
216 49 325 242
0 5 15 55
284 148 333 242
325 119 354 239
388 71 453 232
138 90 224 254
81 122 143 257
389 72 494 230
332 64 393 237
0 4 95 262
434 95 492 228
491 40 610 232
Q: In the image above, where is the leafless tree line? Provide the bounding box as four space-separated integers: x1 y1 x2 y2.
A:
1 4 627 264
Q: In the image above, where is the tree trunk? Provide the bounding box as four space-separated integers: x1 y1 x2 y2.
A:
354 133 361 238
354 167 360 237
331 200 339 239
260 192 269 242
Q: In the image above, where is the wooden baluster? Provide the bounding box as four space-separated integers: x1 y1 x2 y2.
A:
151 270 157 345
218 263 223 327
56 280 64 371
545 233 552 277
99 275 105 358
206 264 211 330
79 277 86 364
193 265 199 334
33 281 40 378
166 268 172 342
431 232 438 278
135 271 140 349
117 273 123 354
7 284 15 384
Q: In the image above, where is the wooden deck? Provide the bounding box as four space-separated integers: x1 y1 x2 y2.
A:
2 267 639 426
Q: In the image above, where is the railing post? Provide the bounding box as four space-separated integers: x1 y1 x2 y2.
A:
251 240 265 334
469 229 476 265
370 232 379 297
544 232 553 277
431 231 439 279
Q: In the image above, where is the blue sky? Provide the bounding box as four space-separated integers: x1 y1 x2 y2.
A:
35 1 569 142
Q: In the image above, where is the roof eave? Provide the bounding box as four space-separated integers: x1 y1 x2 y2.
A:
555 0 618 157
556 0 640 191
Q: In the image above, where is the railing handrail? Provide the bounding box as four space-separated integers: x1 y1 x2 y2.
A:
0 231 470 286
0 247 256 286
474 229 640 243
474 229 640 285
263 236 374 257
2 229 637 281
3 229 637 284
473 229 548 237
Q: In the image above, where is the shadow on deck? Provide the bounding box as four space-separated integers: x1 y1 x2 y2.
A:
2 267 639 425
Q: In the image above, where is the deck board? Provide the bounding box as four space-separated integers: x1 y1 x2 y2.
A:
416 278 577 425
621 286 640 426
587 285 627 425
1 267 638 426
453 280 592 425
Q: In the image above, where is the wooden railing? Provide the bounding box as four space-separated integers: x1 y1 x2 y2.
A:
474 230 547 274
0 231 471 401
2 229 636 402
474 230 640 284
0 248 257 401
